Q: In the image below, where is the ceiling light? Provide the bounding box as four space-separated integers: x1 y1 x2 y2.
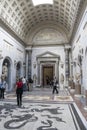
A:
32 0 53 6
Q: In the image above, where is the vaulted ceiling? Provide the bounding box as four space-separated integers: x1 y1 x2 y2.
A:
0 0 85 46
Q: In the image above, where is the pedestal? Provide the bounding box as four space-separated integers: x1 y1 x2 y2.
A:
75 83 81 94
84 90 87 111
71 81 75 89
85 90 87 106
29 83 33 91
69 80 72 87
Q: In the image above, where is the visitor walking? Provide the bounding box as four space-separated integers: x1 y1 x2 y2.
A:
0 78 7 99
16 78 23 107
52 76 58 94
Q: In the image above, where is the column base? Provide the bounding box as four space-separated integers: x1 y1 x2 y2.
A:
75 83 81 94
74 94 82 98
84 106 87 111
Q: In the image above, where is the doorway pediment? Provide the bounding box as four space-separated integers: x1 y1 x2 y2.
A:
37 51 60 59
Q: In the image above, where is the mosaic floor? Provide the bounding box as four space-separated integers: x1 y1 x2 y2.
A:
0 88 87 130
5 89 73 103
6 94 73 102
0 101 86 130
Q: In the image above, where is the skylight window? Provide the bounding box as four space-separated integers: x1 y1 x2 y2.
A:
32 0 53 6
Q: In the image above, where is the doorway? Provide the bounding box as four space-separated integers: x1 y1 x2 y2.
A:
43 66 53 86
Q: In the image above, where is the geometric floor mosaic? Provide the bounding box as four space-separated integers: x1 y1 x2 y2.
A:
0 101 86 130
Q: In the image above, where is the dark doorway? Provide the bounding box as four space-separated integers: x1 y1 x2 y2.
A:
43 66 53 86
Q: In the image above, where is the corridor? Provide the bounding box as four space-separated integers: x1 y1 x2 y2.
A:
0 88 87 130
0 0 87 129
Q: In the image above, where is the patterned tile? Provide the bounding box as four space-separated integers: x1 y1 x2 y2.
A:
0 101 86 130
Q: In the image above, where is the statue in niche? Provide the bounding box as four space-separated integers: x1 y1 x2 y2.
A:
32 74 37 88
75 73 81 84
60 73 64 84
76 54 83 84
2 63 8 80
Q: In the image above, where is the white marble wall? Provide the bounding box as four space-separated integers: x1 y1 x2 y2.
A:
0 27 25 91
72 7 87 91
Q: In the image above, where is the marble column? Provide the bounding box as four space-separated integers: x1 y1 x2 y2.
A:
84 90 87 110
37 60 40 85
25 51 29 80
28 50 32 79
55 60 59 83
25 50 32 80
65 48 70 86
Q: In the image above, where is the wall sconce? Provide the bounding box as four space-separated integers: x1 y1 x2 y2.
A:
78 54 83 66
33 62 36 68
60 61 64 68
23 62 26 66
14 60 17 66
0 54 3 60
70 61 73 66
73 58 77 66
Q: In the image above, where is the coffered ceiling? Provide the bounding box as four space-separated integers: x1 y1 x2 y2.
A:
0 0 85 46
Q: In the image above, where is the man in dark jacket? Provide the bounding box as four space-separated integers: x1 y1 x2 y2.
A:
52 76 58 94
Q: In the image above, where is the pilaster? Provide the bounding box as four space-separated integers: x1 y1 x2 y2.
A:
25 48 32 79
64 45 71 86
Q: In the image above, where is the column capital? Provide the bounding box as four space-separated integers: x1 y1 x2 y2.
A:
64 45 71 51
25 47 32 52
0 50 3 60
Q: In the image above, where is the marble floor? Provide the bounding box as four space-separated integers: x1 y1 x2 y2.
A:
0 88 87 130
70 89 87 121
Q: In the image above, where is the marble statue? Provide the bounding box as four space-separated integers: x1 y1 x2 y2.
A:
2 63 8 79
60 73 64 84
